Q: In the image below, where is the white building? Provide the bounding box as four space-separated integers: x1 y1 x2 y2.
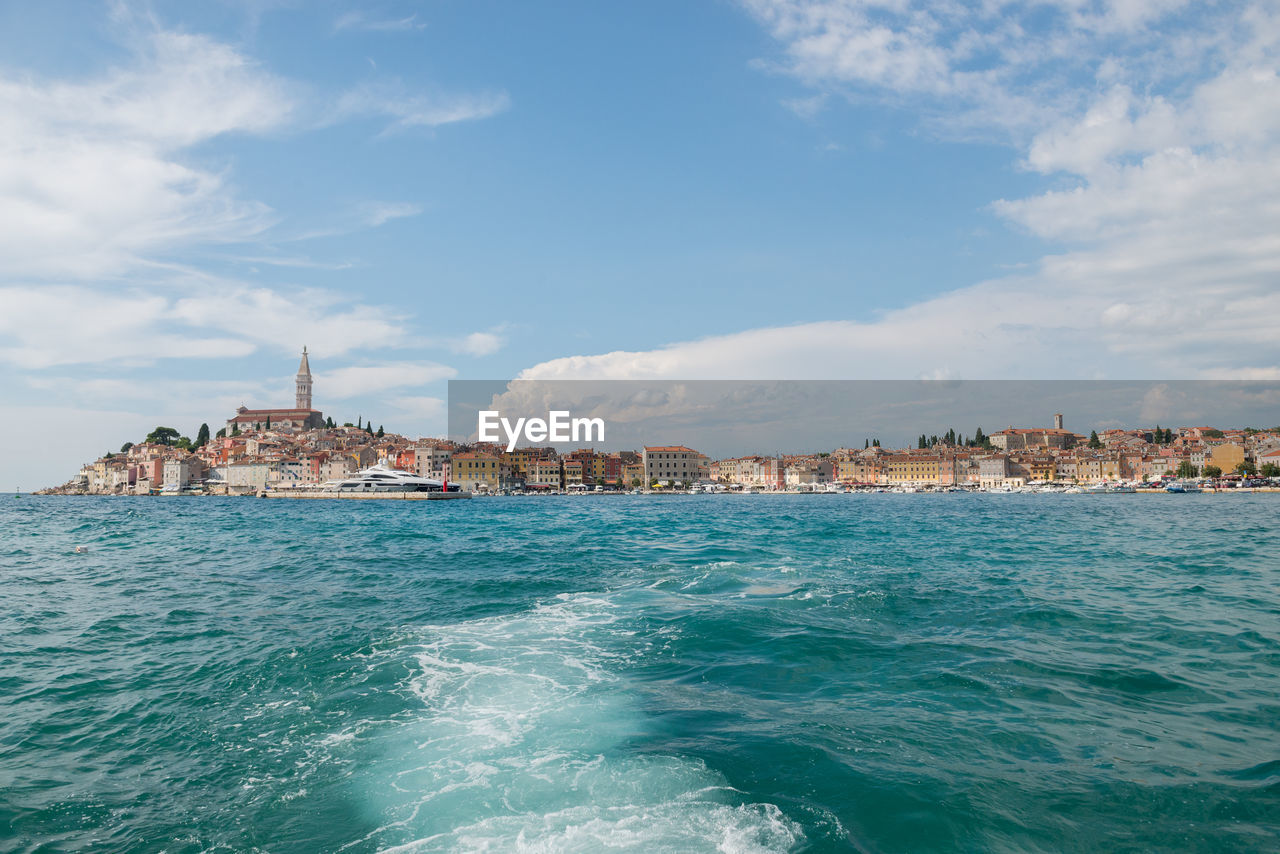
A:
413 444 452 480
163 459 195 490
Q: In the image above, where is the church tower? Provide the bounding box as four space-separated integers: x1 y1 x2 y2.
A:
296 347 313 410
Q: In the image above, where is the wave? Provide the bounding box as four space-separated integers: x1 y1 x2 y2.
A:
344 592 803 853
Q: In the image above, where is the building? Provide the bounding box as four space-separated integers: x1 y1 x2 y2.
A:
527 458 562 490
978 455 1009 489
642 446 706 486
225 348 325 434
413 444 453 480
989 414 1081 451
451 452 501 492
1207 442 1245 472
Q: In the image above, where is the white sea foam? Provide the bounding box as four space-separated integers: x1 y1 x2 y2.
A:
349 592 802 853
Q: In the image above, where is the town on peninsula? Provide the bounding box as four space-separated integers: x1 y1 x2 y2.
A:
40 350 1280 496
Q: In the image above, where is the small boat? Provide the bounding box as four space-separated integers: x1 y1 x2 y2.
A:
1165 481 1202 493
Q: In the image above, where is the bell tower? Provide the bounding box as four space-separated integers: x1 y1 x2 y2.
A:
296 346 313 410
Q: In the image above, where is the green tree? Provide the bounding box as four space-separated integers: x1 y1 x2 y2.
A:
864 439 869 449
1203 465 1222 478
146 426 180 446
120 442 134 453
1203 428 1224 439
366 422 374 435
216 428 226 439
265 416 271 430
357 416 362 429
1176 460 1197 479
1088 430 1102 449
326 416 335 428
377 425 385 438
195 423 210 447
176 436 192 451
631 478 641 487
1236 461 1257 476
1260 462 1279 478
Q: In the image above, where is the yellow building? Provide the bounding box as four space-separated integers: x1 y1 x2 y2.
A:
622 462 645 488
881 455 942 485
527 459 561 490
1208 443 1245 472
451 452 500 491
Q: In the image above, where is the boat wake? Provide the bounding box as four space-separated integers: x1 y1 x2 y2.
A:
343 592 802 853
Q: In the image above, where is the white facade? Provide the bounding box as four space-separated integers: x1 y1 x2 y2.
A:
163 459 194 490
320 458 354 481
413 445 452 480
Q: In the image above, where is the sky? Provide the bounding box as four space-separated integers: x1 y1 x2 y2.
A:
2 0 1279 487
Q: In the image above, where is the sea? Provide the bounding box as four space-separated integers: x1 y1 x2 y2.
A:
2 493 1279 853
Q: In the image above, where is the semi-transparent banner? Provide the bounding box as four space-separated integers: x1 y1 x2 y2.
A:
447 380 1280 455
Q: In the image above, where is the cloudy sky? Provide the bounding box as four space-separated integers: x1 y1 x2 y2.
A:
2 1 1279 486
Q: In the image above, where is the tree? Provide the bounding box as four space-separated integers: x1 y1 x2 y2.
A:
631 478 641 487
146 426 180 446
872 439 880 447
195 423 210 447
326 416 335 428
1236 461 1257 476
1260 462 1279 478
357 416 363 429
864 439 869 449
1203 465 1222 478
216 428 226 439
377 425 385 438
176 436 192 450
1176 460 1197 479
1203 428 1224 439
231 424 241 437
265 416 271 430
366 422 374 435
120 442 134 454
1088 430 1102 449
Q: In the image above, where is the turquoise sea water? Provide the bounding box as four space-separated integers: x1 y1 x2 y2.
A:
2 494 1279 853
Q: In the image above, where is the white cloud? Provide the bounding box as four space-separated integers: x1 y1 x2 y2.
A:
740 0 1241 136
319 361 457 399
0 21 502 276
357 201 423 227
333 81 511 133
451 330 506 357
0 283 409 368
333 11 427 33
0 30 295 279
512 1 1267 382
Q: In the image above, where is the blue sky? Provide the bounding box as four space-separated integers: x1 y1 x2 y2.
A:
2 1 1279 487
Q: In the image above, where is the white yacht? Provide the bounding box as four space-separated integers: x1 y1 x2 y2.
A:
326 463 460 493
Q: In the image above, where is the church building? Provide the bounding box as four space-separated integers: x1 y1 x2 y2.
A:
225 348 326 433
